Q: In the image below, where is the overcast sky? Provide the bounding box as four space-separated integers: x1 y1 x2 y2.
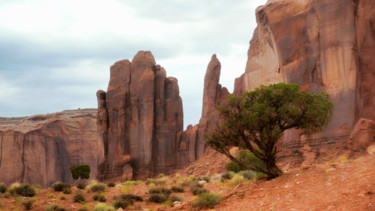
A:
0 0 267 127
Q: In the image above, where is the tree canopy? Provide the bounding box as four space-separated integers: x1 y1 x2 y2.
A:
71 164 91 180
206 83 334 179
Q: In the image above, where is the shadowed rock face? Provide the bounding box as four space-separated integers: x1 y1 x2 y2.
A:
97 51 184 180
234 0 375 156
0 109 101 187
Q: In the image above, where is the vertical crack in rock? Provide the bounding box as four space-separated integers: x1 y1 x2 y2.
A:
20 134 26 183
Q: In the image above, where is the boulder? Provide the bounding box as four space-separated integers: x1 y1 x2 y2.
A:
349 118 375 151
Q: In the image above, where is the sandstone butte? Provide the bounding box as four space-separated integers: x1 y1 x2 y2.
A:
0 109 102 187
97 51 228 181
1 0 375 185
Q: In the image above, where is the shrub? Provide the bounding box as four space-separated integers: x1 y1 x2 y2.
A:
171 186 184 193
147 193 166 203
107 182 116 187
76 183 86 189
46 205 66 211
238 170 257 180
90 183 106 192
112 196 131 209
119 194 143 201
197 175 210 182
23 200 33 210
222 172 234 180
71 164 90 180
191 186 208 195
15 184 36 197
52 182 71 192
62 187 72 194
78 205 90 211
148 187 172 196
226 161 246 173
93 203 115 211
230 174 245 186
0 183 7 193
93 193 106 202
192 192 222 209
169 195 183 202
73 193 86 203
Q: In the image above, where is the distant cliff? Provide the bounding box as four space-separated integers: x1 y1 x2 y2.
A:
0 109 101 187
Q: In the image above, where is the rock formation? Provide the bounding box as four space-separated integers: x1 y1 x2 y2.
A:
234 0 375 158
0 109 101 187
97 51 184 180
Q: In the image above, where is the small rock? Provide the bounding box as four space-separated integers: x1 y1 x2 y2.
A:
198 180 207 184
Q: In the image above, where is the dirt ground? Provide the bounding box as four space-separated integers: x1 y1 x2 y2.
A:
0 152 374 210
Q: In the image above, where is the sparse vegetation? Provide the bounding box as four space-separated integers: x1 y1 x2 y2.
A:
198 175 210 182
13 183 36 197
93 193 106 202
62 187 72 194
222 172 234 180
148 187 172 196
169 195 183 202
77 205 90 211
77 183 86 189
207 83 333 179
230 174 245 186
171 186 184 192
192 192 222 209
89 183 106 192
107 182 116 187
52 182 71 192
93 203 115 211
73 192 86 203
22 200 33 210
46 204 66 211
147 193 166 203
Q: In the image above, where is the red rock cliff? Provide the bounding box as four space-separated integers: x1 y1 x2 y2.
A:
0 109 101 187
234 0 375 155
97 51 184 180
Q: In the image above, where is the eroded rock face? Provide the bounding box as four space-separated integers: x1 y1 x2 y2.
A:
97 51 184 180
0 109 101 187
234 0 375 156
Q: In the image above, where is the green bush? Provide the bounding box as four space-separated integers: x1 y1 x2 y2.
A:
112 196 132 209
93 193 106 202
238 170 257 180
226 161 246 173
76 183 86 189
221 172 234 180
15 184 36 197
230 174 245 186
90 183 106 192
46 205 66 211
148 187 172 196
62 187 72 194
52 182 71 192
73 193 86 203
0 183 7 193
23 200 33 210
191 186 208 195
119 194 143 201
71 164 90 180
77 206 90 211
171 186 184 193
197 175 210 182
147 193 166 203
107 182 116 187
192 192 222 209
93 203 115 211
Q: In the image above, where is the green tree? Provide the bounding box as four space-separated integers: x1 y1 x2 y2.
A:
206 83 333 179
71 164 91 181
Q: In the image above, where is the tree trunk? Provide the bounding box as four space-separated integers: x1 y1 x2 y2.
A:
266 164 282 179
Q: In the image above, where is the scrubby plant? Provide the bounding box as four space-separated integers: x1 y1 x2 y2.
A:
93 203 115 211
0 183 7 193
89 183 106 192
198 175 211 182
191 186 209 195
23 200 33 210
161 200 174 208
77 205 90 211
207 83 333 179
192 192 222 209
77 182 86 189
147 193 166 203
112 196 132 209
46 205 66 211
15 183 36 197
62 187 72 194
221 172 234 180
238 170 257 180
73 192 86 203
107 182 116 187
171 186 184 193
93 193 106 202
148 187 172 196
120 194 143 202
52 182 71 192
71 164 90 180
169 195 183 202
230 174 245 186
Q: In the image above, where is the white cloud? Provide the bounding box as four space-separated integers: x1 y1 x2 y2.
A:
0 0 268 127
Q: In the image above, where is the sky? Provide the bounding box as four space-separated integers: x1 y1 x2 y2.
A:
0 0 268 128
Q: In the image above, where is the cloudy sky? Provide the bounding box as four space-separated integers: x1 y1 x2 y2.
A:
0 0 267 127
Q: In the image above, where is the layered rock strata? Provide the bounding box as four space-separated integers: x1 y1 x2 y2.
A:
234 0 375 158
0 109 100 187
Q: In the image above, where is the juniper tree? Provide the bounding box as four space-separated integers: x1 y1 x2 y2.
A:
206 83 333 179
